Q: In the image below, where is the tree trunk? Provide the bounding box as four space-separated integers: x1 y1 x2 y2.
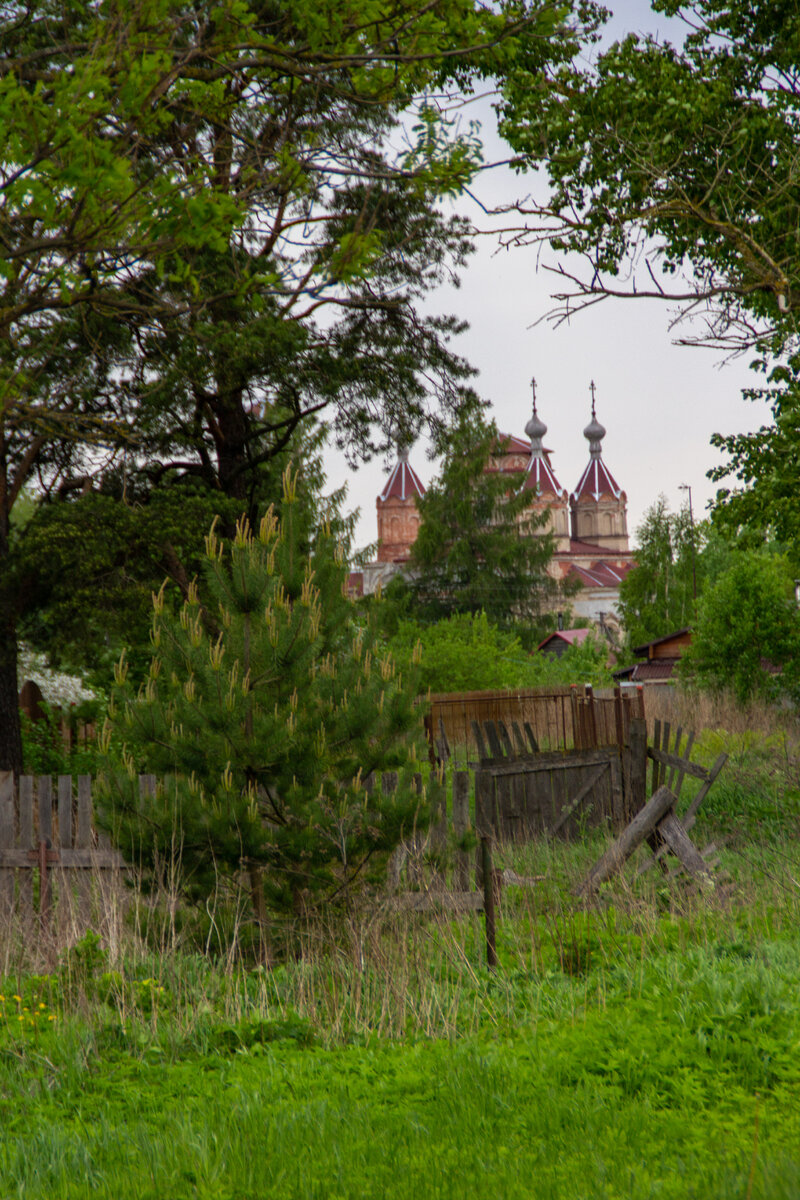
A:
0 614 22 776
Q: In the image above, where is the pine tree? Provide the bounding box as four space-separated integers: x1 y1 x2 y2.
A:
99 471 431 926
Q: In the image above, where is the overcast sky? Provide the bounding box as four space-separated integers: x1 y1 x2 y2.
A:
328 0 769 556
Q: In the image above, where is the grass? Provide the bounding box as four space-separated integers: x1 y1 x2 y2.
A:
3 697 800 1198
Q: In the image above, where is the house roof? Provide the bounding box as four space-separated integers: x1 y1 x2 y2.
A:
631 628 691 657
566 560 636 590
613 659 679 683
522 450 566 498
494 432 531 456
378 456 426 503
537 628 592 651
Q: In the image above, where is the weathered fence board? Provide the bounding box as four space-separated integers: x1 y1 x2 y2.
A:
0 772 126 937
426 685 646 762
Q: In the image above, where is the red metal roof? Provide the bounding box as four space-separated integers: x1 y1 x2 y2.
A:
537 628 592 651
614 659 679 683
522 449 566 498
572 456 623 503
566 560 635 589
378 458 426 503
494 432 531 456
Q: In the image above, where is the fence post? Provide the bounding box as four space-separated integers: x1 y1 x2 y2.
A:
481 835 498 971
452 771 470 891
625 718 648 821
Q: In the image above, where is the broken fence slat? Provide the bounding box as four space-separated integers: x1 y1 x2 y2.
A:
683 753 729 825
523 722 540 753
656 812 715 887
578 785 676 896
471 720 488 760
646 747 709 781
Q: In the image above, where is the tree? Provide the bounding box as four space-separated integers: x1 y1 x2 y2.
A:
709 356 800 565
0 0 598 772
497 0 800 352
618 496 699 647
388 611 530 694
100 473 432 932
401 416 560 637
680 552 800 704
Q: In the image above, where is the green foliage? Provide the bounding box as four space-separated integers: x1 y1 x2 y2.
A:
404 415 559 633
499 1 800 344
389 612 530 694
388 610 613 694
0 0 599 775
711 356 800 566
619 496 699 648
681 553 800 703
100 474 432 917
20 702 106 777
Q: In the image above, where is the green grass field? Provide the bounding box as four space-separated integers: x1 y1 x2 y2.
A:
3 725 800 1199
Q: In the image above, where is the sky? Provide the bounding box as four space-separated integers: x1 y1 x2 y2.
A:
328 1 770 557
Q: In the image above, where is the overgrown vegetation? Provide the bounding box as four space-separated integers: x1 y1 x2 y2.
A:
3 691 800 1197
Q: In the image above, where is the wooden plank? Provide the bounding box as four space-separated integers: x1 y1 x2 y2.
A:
609 751 624 828
626 719 648 820
657 812 715 887
683 753 728 824
484 721 505 759
38 775 53 845
496 721 514 759
57 775 73 849
549 764 607 837
0 772 14 917
471 720 488 760
578 785 676 896
18 776 34 928
474 769 493 886
673 730 696 802
436 717 451 763
477 749 617 777
650 719 662 796
647 747 709 781
511 721 528 755
56 776 74 935
665 726 683 792
452 771 471 891
76 776 92 848
0 848 126 869
75 775 94 931
523 722 539 753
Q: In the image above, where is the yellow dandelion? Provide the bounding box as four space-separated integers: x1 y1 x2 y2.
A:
17 1015 24 1022
12 995 21 1003
47 1015 56 1022
38 1003 46 1010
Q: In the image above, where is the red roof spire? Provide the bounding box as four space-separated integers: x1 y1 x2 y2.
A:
378 443 425 503
522 383 566 498
572 383 622 502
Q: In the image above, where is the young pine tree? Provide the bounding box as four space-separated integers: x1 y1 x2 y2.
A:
99 471 431 921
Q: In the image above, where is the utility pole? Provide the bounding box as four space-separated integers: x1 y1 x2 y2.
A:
679 484 697 609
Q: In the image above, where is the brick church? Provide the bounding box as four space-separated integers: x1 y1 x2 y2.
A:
355 383 636 627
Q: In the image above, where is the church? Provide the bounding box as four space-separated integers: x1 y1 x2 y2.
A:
356 383 636 629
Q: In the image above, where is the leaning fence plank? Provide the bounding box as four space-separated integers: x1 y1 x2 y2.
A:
578 785 676 896
452 772 471 891
523 722 539 753
0 772 14 918
484 721 505 760
684 753 729 824
471 720 488 761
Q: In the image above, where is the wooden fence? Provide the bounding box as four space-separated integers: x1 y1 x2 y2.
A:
0 771 124 936
425 685 646 762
